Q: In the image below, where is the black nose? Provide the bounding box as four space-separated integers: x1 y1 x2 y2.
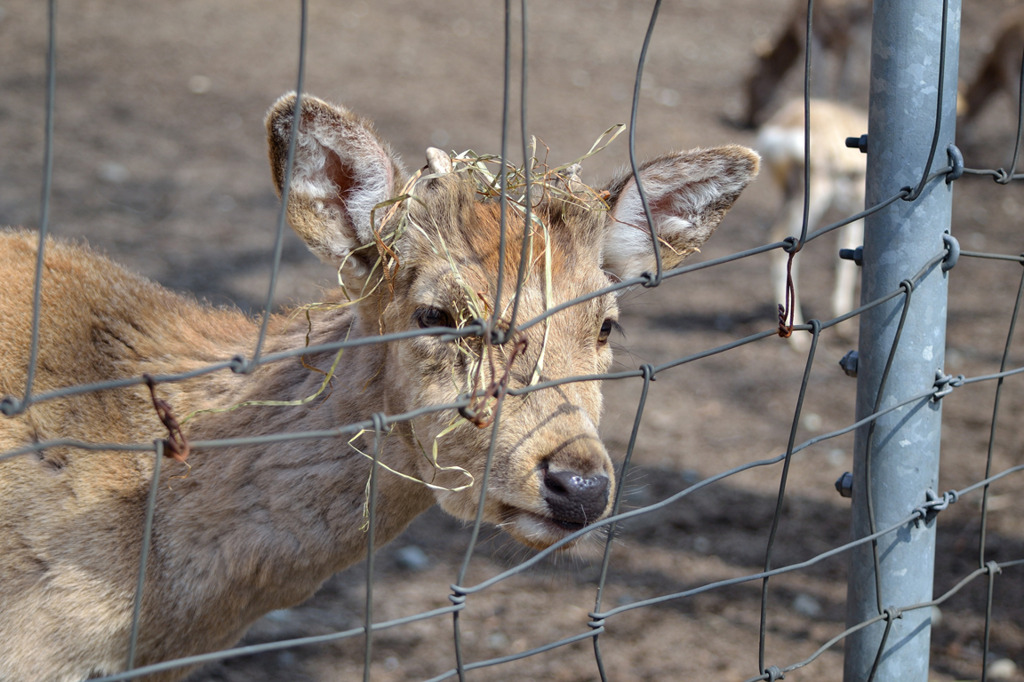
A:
542 469 610 529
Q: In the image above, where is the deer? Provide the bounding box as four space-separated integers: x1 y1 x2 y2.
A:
755 97 867 348
741 0 870 129
0 93 759 681
962 5 1024 125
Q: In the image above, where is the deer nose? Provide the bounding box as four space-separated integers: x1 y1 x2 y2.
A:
542 469 610 529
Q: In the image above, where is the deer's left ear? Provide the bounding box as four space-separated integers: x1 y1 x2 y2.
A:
602 145 759 281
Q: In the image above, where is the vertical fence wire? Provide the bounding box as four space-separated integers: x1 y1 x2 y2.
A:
978 264 1024 572
450 5 520 680
503 0 534 337
126 440 165 671
249 0 308 369
362 412 388 682
0 0 57 420
626 0 664 286
591 363 655 682
758 321 821 675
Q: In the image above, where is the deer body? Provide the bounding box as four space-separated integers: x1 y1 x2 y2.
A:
0 94 757 681
0 231 428 678
962 5 1024 125
742 0 870 128
756 98 867 345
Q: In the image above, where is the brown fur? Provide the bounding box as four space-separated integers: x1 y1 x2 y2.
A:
0 93 758 681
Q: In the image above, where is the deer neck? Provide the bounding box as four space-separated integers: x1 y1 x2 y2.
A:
149 300 437 641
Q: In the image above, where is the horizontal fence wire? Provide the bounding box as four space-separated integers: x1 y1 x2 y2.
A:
2 1 1024 681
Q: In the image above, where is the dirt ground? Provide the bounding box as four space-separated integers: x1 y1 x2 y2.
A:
3 1 1024 680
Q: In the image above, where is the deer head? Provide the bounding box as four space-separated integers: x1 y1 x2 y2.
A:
265 93 758 548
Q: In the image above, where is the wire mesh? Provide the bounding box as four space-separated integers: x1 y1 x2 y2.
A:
1 1 1023 680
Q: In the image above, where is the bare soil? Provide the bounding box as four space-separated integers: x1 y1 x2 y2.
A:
2 1 1024 680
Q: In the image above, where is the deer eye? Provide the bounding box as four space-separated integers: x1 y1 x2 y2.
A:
598 318 619 345
415 306 455 329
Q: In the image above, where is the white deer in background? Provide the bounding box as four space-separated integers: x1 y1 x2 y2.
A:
0 93 759 681
756 97 867 347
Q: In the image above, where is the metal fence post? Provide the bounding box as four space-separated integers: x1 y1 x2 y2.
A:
843 1 961 680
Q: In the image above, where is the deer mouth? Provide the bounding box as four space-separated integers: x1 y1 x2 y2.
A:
490 468 612 549
500 506 597 550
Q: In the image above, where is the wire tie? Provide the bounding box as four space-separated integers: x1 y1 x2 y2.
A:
469 317 488 340
0 395 23 417
986 560 1002 577
143 374 190 464
781 235 801 254
883 606 903 622
639 270 659 288
931 370 964 402
640 363 656 382
915 488 959 525
945 144 964 184
764 665 785 681
587 614 606 630
448 586 467 607
927 488 948 511
777 305 792 338
229 354 251 374
475 316 508 346
941 233 960 272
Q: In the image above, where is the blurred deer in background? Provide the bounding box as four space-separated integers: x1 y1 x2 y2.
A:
0 93 758 681
962 5 1024 125
756 97 867 347
742 0 870 129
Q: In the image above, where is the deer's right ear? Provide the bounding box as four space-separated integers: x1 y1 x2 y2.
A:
265 93 406 280
601 145 759 282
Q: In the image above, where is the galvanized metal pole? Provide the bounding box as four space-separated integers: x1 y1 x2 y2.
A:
843 1 960 680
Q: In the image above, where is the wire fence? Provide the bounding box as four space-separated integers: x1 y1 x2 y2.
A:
2 0 1024 680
